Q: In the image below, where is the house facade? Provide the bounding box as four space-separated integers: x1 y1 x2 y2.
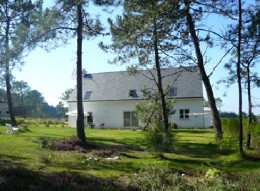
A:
68 67 205 128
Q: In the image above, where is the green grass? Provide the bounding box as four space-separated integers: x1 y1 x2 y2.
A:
0 125 259 190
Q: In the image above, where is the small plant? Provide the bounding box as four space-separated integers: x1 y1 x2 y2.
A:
194 169 238 191
204 168 220 179
38 137 50 148
18 123 30 132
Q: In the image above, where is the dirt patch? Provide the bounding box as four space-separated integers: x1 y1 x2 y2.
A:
51 136 98 153
51 136 141 156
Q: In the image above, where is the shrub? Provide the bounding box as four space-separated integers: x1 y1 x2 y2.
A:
18 123 30 132
221 118 239 137
145 120 174 157
220 118 240 150
204 168 221 179
251 123 260 152
38 137 51 148
221 118 260 151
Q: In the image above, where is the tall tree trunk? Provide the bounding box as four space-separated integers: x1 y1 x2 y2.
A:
153 17 169 132
76 3 86 144
246 65 252 149
5 17 17 126
237 0 244 155
184 0 222 140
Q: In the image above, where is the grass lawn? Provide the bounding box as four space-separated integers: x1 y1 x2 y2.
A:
0 124 259 190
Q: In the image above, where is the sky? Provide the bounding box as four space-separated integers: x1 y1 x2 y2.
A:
13 1 260 115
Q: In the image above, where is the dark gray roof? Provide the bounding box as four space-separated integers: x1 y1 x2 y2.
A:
68 67 203 102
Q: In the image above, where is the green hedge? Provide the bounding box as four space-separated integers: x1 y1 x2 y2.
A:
0 118 67 126
221 118 260 151
221 118 239 137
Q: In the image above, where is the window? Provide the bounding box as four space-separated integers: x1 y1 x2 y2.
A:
129 89 138 98
179 109 189 119
84 91 92 99
83 73 93 79
169 87 177 96
124 111 138 127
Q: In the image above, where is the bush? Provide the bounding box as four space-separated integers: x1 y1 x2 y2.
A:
204 168 221 179
251 123 260 152
220 118 239 150
18 123 30 132
221 118 260 151
145 120 174 157
221 118 239 137
38 137 51 148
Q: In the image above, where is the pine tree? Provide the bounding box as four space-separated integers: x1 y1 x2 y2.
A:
105 0 184 133
0 0 44 125
182 0 226 140
49 0 106 144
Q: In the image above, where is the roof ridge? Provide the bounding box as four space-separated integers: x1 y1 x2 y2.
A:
89 70 128 75
86 66 189 75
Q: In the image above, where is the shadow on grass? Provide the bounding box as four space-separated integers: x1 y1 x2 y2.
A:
173 129 213 134
52 136 145 153
225 154 260 171
0 166 138 191
40 149 140 174
87 136 145 151
160 157 220 176
173 142 232 158
0 154 27 167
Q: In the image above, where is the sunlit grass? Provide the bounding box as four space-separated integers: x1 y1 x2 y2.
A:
0 125 259 178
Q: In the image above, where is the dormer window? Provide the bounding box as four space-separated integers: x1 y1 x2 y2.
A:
84 91 92 99
129 89 138 98
169 87 177 97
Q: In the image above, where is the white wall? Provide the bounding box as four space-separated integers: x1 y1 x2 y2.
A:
169 98 204 128
68 98 204 128
85 100 139 128
68 100 140 128
203 107 213 128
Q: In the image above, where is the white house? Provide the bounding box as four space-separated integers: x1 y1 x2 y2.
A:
67 67 205 128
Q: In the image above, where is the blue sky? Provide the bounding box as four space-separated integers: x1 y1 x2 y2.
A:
13 1 260 115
